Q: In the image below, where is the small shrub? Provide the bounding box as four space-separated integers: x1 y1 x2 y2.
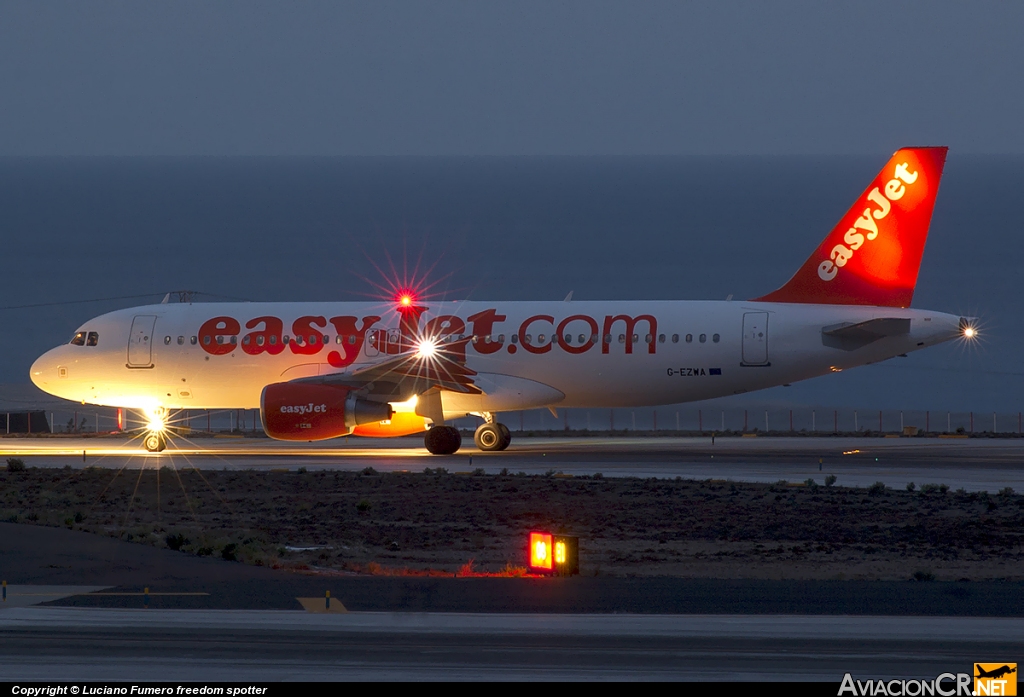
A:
6 458 25 472
868 481 887 495
196 546 214 557
999 487 1015 497
499 468 509 476
166 533 190 551
356 499 372 513
906 482 916 492
360 467 377 476
296 466 307 474
939 484 949 494
472 468 485 476
804 478 818 487
74 511 85 523
593 472 603 479
912 570 935 582
221 543 238 561
824 475 837 487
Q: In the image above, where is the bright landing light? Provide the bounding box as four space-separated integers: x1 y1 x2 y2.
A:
963 327 976 339
144 408 167 433
415 338 439 359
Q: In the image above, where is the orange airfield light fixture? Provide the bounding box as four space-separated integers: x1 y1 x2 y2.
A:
528 531 579 576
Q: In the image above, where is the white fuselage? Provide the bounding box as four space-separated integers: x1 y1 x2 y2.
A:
30 300 961 419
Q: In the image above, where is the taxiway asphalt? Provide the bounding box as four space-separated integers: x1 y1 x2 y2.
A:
2 607 1020 681
2 435 1022 492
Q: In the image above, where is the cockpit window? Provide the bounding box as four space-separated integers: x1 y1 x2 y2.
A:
86 332 99 347
70 332 86 346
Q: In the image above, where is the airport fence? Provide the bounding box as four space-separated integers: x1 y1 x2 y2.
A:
4 405 1024 437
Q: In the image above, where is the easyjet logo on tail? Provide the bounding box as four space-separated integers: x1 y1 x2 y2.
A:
818 162 919 282
753 146 947 308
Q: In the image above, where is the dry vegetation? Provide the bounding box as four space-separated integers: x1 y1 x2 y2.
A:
2 462 1023 580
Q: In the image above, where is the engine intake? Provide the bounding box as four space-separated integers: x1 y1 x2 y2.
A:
260 382 393 441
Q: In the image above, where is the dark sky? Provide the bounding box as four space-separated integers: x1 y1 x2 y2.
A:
2 1 1022 156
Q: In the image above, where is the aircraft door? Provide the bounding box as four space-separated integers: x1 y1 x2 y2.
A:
128 315 157 367
365 329 383 357
741 312 769 366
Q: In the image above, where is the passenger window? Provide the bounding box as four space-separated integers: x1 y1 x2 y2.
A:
204 336 212 345
87 332 99 347
242 335 251 345
191 336 198 345
632 334 638 344
177 336 184 345
269 335 277 345
538 334 546 344
699 334 707 343
71 332 86 346
713 334 720 343
511 334 519 344
604 334 612 344
658 334 666 343
164 336 171 345
323 334 329 344
672 334 679 343
564 334 572 344
685 334 693 343
230 335 237 345
348 335 356 345
578 334 586 344
257 335 265 346
283 336 291 344
645 334 652 344
618 334 625 343
525 334 532 343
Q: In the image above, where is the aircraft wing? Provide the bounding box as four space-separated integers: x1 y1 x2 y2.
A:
294 337 482 401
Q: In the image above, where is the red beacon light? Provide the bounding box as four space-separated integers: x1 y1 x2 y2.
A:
394 289 417 309
528 531 579 576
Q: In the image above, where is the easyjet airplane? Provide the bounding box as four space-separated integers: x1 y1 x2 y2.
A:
30 147 974 454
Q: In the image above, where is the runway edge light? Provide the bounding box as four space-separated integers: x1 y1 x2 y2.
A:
528 532 579 576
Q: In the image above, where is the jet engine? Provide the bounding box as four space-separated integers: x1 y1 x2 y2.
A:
260 382 393 441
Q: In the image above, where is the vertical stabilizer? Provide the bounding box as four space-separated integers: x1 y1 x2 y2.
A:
755 147 947 307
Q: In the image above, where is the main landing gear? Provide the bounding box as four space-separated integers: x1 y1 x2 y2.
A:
473 422 511 452
424 425 462 455
423 417 512 455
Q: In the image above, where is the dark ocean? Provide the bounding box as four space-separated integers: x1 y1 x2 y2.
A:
0 155 1019 419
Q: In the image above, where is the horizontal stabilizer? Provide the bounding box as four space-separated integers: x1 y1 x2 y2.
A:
821 318 910 351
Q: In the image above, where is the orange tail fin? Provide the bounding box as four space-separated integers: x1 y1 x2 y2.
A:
754 147 948 307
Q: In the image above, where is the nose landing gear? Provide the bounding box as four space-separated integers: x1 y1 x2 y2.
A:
143 431 167 453
142 407 168 452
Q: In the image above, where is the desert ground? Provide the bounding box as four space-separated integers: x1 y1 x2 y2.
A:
2 463 1022 580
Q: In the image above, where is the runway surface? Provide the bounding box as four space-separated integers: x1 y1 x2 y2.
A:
2 434 1022 492
2 607 1020 681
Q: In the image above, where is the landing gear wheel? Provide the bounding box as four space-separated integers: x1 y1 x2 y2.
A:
424 425 462 455
143 432 166 453
474 423 505 451
497 423 512 450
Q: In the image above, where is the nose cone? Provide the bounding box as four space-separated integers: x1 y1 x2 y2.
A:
30 349 55 392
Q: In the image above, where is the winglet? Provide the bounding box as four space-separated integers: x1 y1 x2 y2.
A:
754 147 948 307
